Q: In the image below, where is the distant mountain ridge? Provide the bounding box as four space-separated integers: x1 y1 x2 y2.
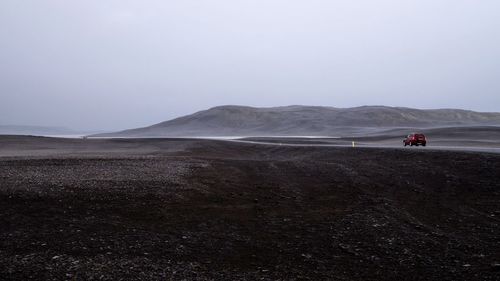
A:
92 105 500 137
0 125 77 136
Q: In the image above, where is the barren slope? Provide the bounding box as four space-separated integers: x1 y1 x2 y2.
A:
92 105 500 137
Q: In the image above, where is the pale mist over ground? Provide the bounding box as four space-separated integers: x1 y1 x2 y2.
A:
1 1 500 132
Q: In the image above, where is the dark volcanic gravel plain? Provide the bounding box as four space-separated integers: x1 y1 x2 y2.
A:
1 136 500 280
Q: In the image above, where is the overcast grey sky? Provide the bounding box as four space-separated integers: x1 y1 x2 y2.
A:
1 1 499 130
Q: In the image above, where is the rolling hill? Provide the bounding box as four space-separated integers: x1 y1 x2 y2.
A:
92 105 500 137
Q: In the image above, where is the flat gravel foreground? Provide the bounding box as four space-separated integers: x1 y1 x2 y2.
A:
1 137 500 280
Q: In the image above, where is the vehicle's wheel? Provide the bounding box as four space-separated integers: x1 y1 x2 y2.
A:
422 143 426 147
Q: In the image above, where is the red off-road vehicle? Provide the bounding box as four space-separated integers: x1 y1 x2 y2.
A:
403 133 427 147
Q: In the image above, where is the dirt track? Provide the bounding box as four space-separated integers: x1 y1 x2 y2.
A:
1 136 500 280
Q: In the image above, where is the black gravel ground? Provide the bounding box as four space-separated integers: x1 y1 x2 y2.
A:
0 136 499 280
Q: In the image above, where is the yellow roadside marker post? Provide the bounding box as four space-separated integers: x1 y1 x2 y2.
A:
352 141 355 147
